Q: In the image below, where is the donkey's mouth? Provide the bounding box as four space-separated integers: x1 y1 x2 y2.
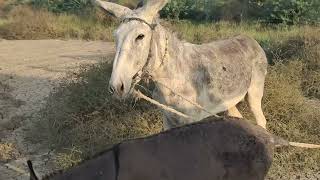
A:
109 80 131 99
109 70 143 99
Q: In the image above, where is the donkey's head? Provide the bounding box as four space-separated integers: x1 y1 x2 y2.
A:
96 0 168 98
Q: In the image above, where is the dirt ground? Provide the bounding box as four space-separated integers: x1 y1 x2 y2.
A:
0 39 114 179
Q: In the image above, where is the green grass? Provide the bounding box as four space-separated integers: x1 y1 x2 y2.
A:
2 5 318 179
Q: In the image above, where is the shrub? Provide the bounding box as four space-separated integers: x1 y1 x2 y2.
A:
161 0 320 24
249 0 320 25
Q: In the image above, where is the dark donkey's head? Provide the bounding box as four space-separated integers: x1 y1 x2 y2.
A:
95 0 169 98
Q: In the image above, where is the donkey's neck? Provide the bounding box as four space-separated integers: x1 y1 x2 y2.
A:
148 24 200 105
150 25 188 81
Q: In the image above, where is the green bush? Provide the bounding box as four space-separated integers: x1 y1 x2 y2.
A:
161 0 320 24
249 0 320 25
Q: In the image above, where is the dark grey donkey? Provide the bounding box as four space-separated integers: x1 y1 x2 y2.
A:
28 116 289 180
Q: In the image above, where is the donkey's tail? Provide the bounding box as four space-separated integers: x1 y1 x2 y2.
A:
289 142 320 149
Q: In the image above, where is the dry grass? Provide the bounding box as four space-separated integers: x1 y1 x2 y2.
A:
301 28 320 99
249 61 320 178
35 59 162 159
0 143 20 162
55 147 83 169
0 6 116 40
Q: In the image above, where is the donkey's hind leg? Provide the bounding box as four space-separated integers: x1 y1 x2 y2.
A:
227 106 243 118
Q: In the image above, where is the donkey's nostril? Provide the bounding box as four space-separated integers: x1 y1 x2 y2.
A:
115 83 125 96
120 84 124 92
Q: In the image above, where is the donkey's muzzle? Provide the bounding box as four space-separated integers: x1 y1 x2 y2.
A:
109 81 125 97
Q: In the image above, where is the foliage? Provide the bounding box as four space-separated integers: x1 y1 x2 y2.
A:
161 1 195 20
249 0 320 25
161 0 320 24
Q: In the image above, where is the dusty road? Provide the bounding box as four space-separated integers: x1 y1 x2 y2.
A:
0 39 114 179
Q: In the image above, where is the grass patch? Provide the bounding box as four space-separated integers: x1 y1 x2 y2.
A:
256 61 320 178
164 20 310 62
37 58 162 158
55 147 83 169
0 143 20 162
0 6 116 40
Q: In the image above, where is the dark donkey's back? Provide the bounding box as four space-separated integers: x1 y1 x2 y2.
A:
30 116 284 180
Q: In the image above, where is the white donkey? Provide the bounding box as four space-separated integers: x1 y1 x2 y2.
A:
96 0 268 130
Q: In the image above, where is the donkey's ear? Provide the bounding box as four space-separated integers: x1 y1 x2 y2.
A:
95 0 133 19
135 0 169 23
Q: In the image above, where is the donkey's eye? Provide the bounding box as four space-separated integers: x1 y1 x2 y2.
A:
136 34 145 41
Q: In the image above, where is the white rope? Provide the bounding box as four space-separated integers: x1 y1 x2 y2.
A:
133 90 195 120
289 142 320 149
